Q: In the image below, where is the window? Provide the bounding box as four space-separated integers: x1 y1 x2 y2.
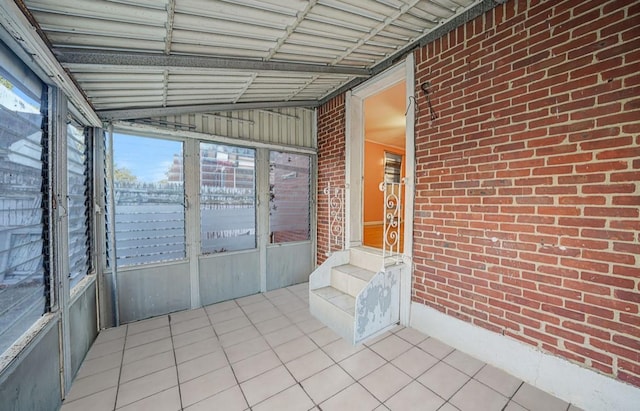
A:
67 122 91 288
384 152 402 183
112 134 185 267
0 67 46 355
200 142 256 254
269 151 311 243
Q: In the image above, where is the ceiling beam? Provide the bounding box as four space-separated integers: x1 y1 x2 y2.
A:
98 100 319 121
54 48 371 77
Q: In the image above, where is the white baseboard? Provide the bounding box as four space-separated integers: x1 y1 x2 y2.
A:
410 302 640 411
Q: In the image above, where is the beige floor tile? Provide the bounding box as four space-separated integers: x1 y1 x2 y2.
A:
120 350 175 383
255 315 293 335
263 287 291 299
65 367 119 402
94 326 127 345
285 348 334 381
204 299 238 315
369 334 413 361
127 316 169 336
232 349 282 382
322 338 364 362
273 335 317 363
320 383 381 411
122 338 173 364
295 317 325 334
124 326 171 349
252 384 314 411
75 351 122 380
443 350 485 377
417 362 470 400
301 364 355 404
224 336 271 364
180 366 237 408
511 383 570 411
169 307 206 323
391 346 438 378
60 387 117 411
170 316 211 336
308 327 341 347
219 325 261 348
384 381 444 411
116 386 181 411
450 379 508 411
360 363 412 402
504 401 528 411
172 326 216 349
85 337 125 361
437 403 460 411
417 337 454 359
184 385 248 411
364 331 394 347
394 327 428 345
247 307 282 323
273 299 307 313
174 337 221 364
339 348 386 380
475 364 522 397
235 293 267 307
284 308 314 323
209 307 246 324
264 324 304 348
178 349 229 383
214 315 252 335
241 299 273 313
240 365 296 406
116 367 178 409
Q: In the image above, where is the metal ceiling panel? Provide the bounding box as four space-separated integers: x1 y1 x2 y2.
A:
18 0 482 119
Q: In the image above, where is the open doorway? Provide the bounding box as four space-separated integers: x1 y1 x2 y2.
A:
362 81 406 251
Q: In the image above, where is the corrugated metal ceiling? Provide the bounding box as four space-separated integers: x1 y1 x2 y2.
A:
22 0 479 120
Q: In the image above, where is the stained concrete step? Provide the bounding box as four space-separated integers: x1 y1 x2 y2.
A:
309 286 355 342
331 264 376 297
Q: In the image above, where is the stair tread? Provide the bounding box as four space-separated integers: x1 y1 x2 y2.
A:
311 286 355 315
334 264 377 281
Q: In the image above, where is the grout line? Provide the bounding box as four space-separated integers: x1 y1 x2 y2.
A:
167 314 185 411
113 324 128 410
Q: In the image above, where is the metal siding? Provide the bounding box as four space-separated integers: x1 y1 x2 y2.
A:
116 261 191 323
198 251 261 305
266 242 313 291
69 280 97 378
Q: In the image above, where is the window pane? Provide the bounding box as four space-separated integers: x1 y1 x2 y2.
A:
68 123 91 288
269 152 310 243
200 143 255 254
112 134 185 267
0 71 45 355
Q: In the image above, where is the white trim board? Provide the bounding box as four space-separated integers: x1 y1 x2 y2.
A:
410 302 640 411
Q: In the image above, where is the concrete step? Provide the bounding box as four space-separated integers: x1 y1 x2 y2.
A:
348 246 397 273
331 264 376 297
309 286 355 343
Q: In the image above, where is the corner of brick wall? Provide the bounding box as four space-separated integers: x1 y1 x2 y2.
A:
317 94 346 264
413 0 640 387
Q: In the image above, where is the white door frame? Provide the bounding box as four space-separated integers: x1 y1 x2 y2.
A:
345 55 415 325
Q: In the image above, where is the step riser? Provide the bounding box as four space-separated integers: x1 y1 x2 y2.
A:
330 269 368 297
309 292 354 343
349 248 382 273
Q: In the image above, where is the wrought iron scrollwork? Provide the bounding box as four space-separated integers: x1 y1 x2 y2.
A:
379 180 404 269
324 182 345 255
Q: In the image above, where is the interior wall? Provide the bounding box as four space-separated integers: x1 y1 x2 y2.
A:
412 0 639 388
363 141 405 223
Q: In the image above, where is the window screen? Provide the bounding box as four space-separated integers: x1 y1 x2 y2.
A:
0 68 46 355
200 142 256 254
112 133 185 267
269 151 311 243
67 122 91 288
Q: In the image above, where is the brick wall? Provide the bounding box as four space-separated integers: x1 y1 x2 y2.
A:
413 0 639 387
317 94 346 264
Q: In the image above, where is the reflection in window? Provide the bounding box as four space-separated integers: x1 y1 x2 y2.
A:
112 134 185 267
0 70 46 355
67 123 91 288
200 143 256 254
269 152 310 243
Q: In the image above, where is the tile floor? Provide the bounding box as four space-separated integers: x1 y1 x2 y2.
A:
61 283 582 411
